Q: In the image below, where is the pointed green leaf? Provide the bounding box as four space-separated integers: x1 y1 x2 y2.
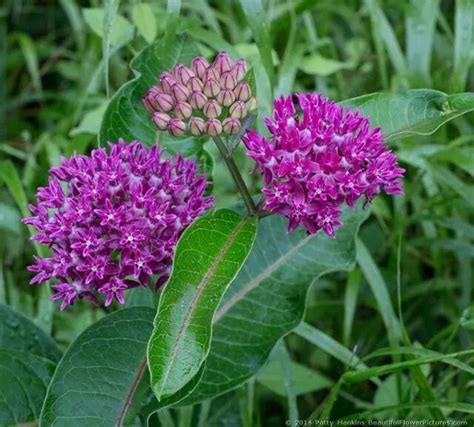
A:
147 209 258 400
170 203 368 406
343 90 474 140
0 303 61 363
99 34 199 147
40 308 156 426
0 350 56 426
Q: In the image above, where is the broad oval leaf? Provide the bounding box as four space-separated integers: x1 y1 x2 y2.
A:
0 303 61 363
40 308 156 427
169 203 368 405
147 209 257 400
99 34 198 147
342 90 474 140
0 304 61 426
0 350 56 426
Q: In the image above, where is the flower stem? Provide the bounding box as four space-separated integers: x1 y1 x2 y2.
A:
212 136 257 216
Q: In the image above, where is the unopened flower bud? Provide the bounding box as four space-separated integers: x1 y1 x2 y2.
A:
171 83 190 102
160 72 177 94
232 59 248 81
246 97 258 112
174 64 195 85
154 92 174 112
192 56 210 79
203 78 220 97
229 100 247 119
222 117 241 135
152 112 170 131
213 52 233 74
187 76 203 92
142 90 158 113
203 100 222 118
206 118 222 136
168 119 186 136
174 102 193 120
189 117 206 135
234 81 251 101
217 89 235 107
189 91 208 110
219 71 236 90
204 66 220 81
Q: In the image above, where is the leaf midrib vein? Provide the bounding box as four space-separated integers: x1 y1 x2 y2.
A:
156 217 250 396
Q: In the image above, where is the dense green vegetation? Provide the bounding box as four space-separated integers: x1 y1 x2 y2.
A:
1 0 473 425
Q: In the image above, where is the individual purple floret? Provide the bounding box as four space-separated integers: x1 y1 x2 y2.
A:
242 94 404 237
23 139 214 310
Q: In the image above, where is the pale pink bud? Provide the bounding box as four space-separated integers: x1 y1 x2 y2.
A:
173 64 195 85
246 96 258 111
167 119 186 136
142 91 157 113
232 59 248 81
171 83 190 102
203 100 222 119
222 117 241 135
174 102 193 120
189 117 206 135
153 92 174 112
219 71 236 90
216 89 235 107
229 100 247 119
189 91 208 110
192 56 210 79
213 52 233 74
160 72 177 94
206 118 222 136
187 76 203 92
234 81 251 101
204 66 220 81
203 78 220 97
152 112 170 131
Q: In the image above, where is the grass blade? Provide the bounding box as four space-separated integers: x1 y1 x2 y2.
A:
452 0 474 91
239 0 275 89
405 0 440 86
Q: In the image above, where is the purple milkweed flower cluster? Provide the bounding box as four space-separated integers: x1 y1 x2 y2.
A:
242 94 405 237
142 52 257 137
23 140 214 310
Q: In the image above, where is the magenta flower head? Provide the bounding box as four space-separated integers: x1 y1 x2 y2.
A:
242 94 405 237
23 140 214 310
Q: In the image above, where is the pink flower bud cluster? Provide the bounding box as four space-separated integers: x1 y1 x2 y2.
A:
23 140 214 310
242 94 405 237
142 52 257 137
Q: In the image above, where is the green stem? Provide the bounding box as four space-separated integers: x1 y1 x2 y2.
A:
212 136 257 216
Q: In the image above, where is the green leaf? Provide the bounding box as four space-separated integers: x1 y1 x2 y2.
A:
342 349 474 384
257 359 332 397
132 3 157 43
82 7 133 47
365 0 407 77
0 303 61 363
356 238 402 343
0 350 56 426
16 33 42 94
99 34 198 147
40 308 156 426
148 209 257 400
239 0 275 89
452 0 474 91
299 54 355 77
168 203 368 406
342 90 474 140
405 0 440 86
